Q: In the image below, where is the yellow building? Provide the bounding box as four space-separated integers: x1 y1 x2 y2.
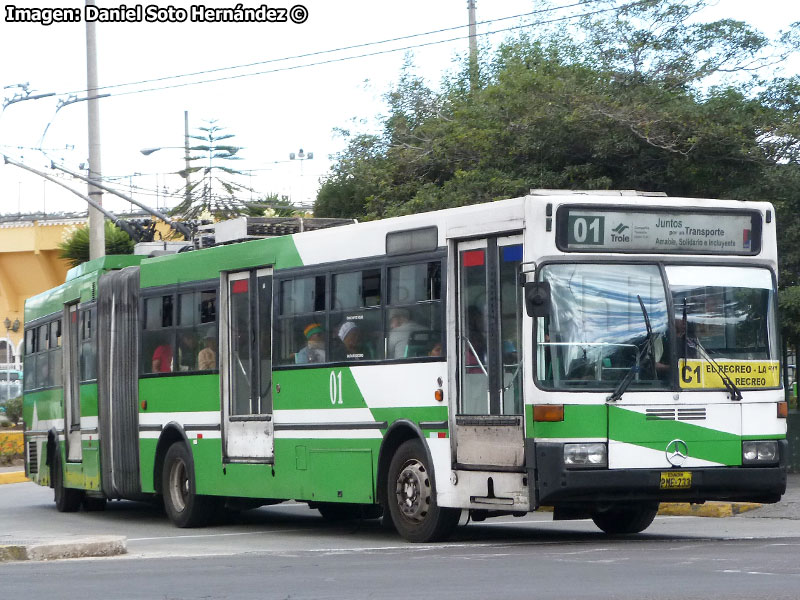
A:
0 214 81 368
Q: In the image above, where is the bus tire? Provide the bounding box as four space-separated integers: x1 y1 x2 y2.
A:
387 439 459 542
591 502 659 534
162 442 217 528
52 448 82 513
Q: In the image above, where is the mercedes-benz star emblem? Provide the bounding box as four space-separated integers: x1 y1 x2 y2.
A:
665 439 689 467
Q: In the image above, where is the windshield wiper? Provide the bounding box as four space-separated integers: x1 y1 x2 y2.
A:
687 337 743 401
607 296 655 403
680 298 742 401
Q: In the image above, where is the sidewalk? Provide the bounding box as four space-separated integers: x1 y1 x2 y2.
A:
0 461 27 485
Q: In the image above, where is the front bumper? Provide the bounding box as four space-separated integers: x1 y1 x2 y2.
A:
532 440 788 506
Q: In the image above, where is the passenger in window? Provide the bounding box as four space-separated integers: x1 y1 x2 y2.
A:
152 342 173 373
295 323 326 364
334 321 373 361
429 342 443 357
177 332 198 372
387 308 426 359
197 334 217 371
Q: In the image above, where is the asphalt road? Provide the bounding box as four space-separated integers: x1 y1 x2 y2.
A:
4 482 800 599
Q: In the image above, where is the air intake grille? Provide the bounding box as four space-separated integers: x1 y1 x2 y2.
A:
645 407 707 421
28 441 38 474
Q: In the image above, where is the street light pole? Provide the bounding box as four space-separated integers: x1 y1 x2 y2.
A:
141 109 192 210
289 148 313 204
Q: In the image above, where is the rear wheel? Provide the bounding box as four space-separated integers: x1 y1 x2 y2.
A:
52 447 82 513
162 442 219 527
591 502 659 534
387 439 460 542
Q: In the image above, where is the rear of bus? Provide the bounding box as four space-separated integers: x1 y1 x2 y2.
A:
527 197 786 532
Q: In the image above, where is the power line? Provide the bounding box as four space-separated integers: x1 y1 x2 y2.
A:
107 1 647 98
58 0 606 97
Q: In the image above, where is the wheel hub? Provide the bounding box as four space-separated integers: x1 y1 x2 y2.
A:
395 459 430 522
169 459 188 513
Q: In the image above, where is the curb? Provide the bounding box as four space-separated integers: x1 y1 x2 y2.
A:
537 502 763 518
0 471 28 485
0 536 127 562
658 502 762 518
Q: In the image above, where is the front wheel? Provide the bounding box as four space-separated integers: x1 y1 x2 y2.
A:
591 502 659 534
387 439 460 542
162 442 219 527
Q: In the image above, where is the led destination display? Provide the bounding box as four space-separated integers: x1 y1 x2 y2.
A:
557 207 761 255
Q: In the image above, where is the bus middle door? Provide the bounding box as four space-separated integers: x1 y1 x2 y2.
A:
221 268 274 463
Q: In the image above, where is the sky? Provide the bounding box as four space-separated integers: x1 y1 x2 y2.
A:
0 0 798 218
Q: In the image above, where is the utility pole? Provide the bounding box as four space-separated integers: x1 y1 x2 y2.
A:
467 0 479 91
86 0 105 260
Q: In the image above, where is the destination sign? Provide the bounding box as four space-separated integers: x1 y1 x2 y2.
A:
557 207 761 255
679 359 780 390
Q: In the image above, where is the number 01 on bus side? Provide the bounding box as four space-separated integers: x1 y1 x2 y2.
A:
660 471 692 489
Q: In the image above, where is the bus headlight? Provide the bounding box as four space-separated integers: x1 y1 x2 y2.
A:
742 441 778 465
564 443 607 468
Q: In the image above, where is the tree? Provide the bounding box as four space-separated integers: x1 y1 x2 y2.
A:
315 1 799 221
57 221 134 267
170 120 255 221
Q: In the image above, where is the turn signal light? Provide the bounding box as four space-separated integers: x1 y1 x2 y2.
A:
140 400 147 411
534 404 564 422
434 389 444 402
778 401 788 419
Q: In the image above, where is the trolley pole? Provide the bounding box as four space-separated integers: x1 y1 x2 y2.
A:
86 0 105 260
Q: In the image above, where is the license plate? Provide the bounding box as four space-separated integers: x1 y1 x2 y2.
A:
660 471 692 490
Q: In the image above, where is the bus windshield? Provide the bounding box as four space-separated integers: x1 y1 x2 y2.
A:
666 266 779 363
536 264 671 390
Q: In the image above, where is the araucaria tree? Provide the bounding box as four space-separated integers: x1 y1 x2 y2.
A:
171 120 255 220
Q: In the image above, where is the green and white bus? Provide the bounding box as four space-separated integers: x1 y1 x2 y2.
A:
22 191 787 542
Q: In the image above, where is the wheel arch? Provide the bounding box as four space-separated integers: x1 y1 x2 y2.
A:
376 420 435 509
153 422 191 494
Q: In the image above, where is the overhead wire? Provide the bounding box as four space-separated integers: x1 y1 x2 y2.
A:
57 0 610 97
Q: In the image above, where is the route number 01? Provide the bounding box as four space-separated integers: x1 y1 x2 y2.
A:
330 371 344 405
567 215 605 246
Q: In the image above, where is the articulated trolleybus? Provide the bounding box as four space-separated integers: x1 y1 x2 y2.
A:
23 191 786 541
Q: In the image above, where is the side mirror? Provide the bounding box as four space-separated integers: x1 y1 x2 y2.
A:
524 281 551 318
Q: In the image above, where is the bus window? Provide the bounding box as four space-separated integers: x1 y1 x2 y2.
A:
537 263 670 390
36 325 49 388
276 276 327 365
23 328 36 391
331 269 383 362
143 295 175 374
80 310 97 381
386 261 443 359
50 319 62 387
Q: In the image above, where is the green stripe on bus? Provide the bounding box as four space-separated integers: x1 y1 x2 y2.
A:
274 367 368 411
529 404 607 439
608 405 741 465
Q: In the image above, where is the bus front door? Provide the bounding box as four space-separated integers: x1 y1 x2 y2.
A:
452 235 525 469
221 268 274 463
